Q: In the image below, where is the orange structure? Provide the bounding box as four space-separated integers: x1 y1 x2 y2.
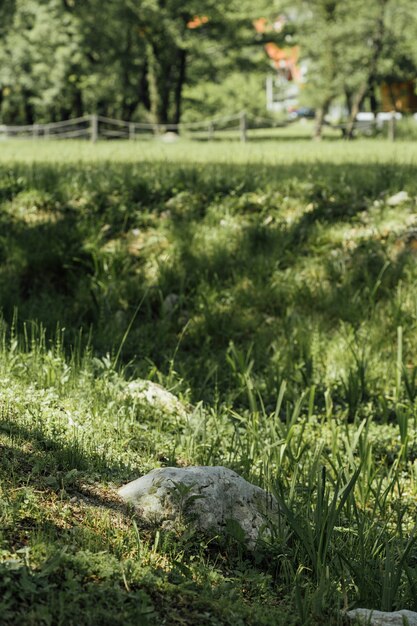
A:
380 81 417 113
254 17 303 86
187 15 209 29
264 43 302 83
258 15 417 114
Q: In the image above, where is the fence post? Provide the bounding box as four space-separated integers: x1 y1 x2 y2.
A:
129 123 135 140
240 111 247 143
208 122 214 141
388 111 396 142
32 124 40 139
90 114 98 143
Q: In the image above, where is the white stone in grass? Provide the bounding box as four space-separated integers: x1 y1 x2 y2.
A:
386 191 409 206
161 293 179 316
347 608 417 625
160 131 179 143
118 466 279 549
125 379 188 418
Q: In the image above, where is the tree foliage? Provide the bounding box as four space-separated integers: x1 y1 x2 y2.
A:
279 0 417 137
0 0 275 124
0 0 415 126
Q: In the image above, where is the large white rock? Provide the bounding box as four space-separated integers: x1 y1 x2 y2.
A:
347 608 417 625
118 466 279 548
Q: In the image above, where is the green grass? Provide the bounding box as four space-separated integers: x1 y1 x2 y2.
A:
1 121 417 164
1 138 417 624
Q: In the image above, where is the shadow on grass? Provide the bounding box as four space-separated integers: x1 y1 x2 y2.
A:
0 419 290 626
191 133 344 142
0 414 133 486
0 159 416 405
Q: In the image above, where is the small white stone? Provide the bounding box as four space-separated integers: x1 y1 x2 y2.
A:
118 466 279 549
386 191 409 206
162 293 179 316
125 379 188 418
347 608 417 625
160 132 179 143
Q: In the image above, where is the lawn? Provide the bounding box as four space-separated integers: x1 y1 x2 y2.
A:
1 136 417 624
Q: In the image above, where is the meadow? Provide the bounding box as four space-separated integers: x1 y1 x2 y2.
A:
1 134 417 625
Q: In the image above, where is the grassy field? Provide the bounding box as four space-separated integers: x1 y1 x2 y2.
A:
1 137 417 624
1 132 417 164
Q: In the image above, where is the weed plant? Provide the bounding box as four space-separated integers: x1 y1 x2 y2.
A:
1 141 417 624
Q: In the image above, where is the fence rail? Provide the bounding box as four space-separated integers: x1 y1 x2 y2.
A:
0 111 404 142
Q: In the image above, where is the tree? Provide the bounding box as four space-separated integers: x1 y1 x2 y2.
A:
343 0 390 138
125 0 273 125
277 0 417 139
288 1 348 140
0 0 312 125
0 0 86 123
67 0 150 120
181 1 293 123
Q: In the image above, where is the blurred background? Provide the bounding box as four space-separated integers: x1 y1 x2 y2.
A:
0 0 416 140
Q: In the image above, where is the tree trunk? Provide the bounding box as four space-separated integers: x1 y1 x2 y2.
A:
121 24 133 120
23 90 35 124
345 84 368 139
160 65 172 124
369 82 378 115
345 88 353 117
146 41 172 124
146 42 162 124
173 48 186 125
345 0 387 139
313 98 331 140
147 39 187 125
140 61 151 112
72 87 83 118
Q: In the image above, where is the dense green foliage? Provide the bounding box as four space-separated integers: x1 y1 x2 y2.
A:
281 0 417 136
1 139 417 624
0 0 277 125
2 1 415 129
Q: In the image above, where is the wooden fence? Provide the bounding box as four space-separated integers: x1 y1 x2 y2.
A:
0 111 403 142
